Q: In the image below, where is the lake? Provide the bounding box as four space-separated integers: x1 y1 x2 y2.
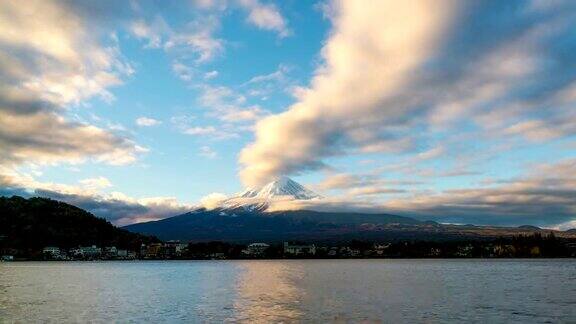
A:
1 259 575 323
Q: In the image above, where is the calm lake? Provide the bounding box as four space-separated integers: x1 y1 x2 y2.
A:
1 259 575 323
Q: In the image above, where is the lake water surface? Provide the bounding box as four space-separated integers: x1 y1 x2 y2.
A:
1 259 575 323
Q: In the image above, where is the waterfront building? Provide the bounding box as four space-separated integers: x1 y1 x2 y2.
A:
43 247 61 258
104 246 118 258
1 255 14 261
283 242 316 256
145 243 163 258
80 246 102 258
244 243 270 256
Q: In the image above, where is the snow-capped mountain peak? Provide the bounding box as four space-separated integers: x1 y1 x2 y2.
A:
241 176 320 200
219 177 320 212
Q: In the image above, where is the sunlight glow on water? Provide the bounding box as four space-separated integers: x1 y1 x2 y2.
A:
1 259 575 322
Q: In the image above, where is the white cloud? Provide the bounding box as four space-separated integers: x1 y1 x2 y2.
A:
237 0 291 37
239 0 576 189
204 70 219 79
79 177 113 190
199 145 218 159
240 0 456 187
136 117 161 127
197 84 269 124
172 61 194 81
130 14 224 64
0 1 142 170
247 64 290 84
200 192 228 209
184 126 217 135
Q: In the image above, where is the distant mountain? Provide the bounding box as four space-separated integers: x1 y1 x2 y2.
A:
123 207 423 242
0 196 157 251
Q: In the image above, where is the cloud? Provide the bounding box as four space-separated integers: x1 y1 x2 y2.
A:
0 109 143 167
348 187 406 197
237 0 291 37
184 126 217 136
204 70 219 79
0 1 142 169
315 172 418 198
130 14 224 64
240 0 576 188
200 192 228 209
239 0 457 187
247 64 290 84
198 84 270 123
130 16 170 48
272 159 576 227
183 126 237 140
136 117 161 127
171 115 239 140
199 146 218 159
79 177 113 190
172 61 194 81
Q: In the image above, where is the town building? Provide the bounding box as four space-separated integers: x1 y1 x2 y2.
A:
79 246 102 259
243 243 270 256
1 255 14 261
104 246 118 258
283 242 316 256
165 240 188 257
43 246 61 258
145 243 163 258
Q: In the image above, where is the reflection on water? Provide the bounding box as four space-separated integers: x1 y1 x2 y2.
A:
1 260 575 322
232 261 304 322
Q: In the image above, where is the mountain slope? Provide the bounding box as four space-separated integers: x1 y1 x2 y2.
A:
123 208 576 243
123 208 426 242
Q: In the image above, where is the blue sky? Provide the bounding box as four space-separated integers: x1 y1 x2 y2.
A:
1 0 576 228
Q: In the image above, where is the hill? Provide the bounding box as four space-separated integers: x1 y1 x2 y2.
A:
0 196 157 252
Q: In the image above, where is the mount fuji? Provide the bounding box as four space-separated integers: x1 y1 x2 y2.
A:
123 177 428 242
123 176 560 243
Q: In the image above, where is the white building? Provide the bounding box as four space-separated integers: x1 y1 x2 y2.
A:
245 243 270 256
283 242 316 256
43 247 61 258
104 246 118 258
79 245 102 258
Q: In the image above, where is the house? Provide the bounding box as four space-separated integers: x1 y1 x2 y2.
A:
1 255 14 261
104 246 118 258
43 246 61 258
145 243 163 258
374 244 391 255
244 243 270 256
283 242 316 256
455 245 474 257
165 240 188 257
80 245 102 258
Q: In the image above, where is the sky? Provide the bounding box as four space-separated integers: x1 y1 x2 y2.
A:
1 0 576 229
